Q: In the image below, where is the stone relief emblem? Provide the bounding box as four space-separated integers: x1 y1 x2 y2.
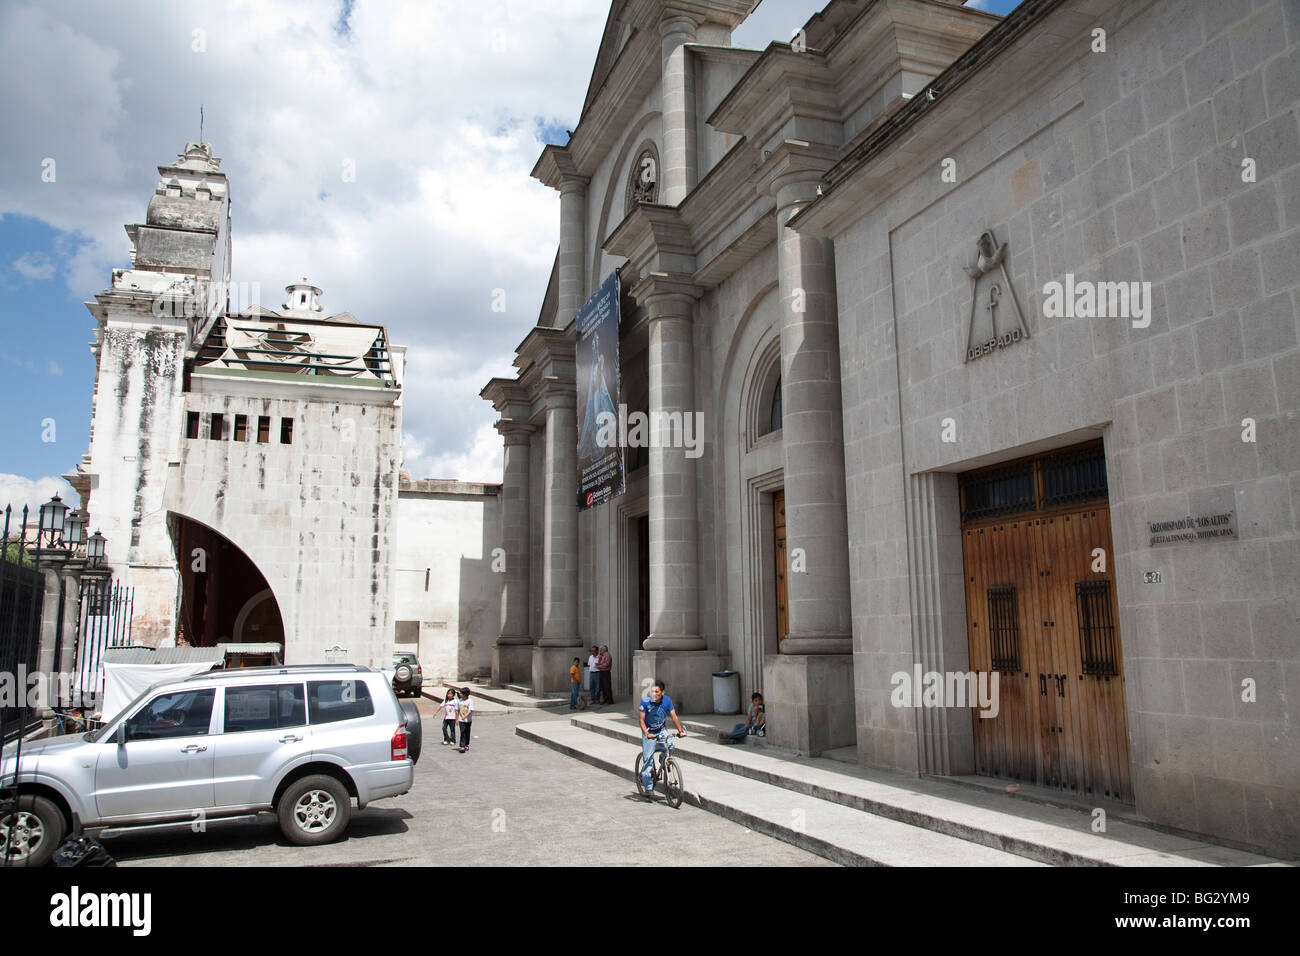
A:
627 145 659 207
963 229 1029 363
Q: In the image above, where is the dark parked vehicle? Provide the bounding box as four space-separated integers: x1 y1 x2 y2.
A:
391 653 423 698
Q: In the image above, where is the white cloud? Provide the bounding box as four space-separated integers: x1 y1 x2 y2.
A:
404 422 503 484
12 251 55 280
0 473 75 519
0 0 613 483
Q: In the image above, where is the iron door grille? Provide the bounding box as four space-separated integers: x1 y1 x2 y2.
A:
1076 580 1118 676
1041 445 1109 509
986 586 1020 672
961 464 1035 522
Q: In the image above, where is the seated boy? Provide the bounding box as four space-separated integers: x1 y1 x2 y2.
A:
719 692 765 743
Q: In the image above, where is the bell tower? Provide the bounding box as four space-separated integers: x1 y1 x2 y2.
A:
67 141 233 646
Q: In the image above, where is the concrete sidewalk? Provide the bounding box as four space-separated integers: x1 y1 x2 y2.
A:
519 711 1290 868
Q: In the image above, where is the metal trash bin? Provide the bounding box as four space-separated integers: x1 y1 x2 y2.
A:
712 670 741 714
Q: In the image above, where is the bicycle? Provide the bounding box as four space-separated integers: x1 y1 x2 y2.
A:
634 730 685 808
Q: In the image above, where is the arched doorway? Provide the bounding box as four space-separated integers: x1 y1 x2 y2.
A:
169 514 284 649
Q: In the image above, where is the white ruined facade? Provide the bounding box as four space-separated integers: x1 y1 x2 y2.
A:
68 141 502 677
69 143 406 667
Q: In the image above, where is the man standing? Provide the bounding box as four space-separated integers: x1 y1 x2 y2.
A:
638 679 685 795
587 645 601 706
597 645 613 705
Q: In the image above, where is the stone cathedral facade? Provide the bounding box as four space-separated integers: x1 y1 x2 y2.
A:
484 0 1299 856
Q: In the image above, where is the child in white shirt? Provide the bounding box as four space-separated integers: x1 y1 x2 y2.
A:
441 690 458 745
456 687 474 752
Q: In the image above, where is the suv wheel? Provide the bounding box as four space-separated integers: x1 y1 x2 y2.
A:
394 664 412 684
0 795 66 867
277 775 351 846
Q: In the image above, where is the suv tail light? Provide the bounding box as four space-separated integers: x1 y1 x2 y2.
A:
391 725 408 761
416 665 422 675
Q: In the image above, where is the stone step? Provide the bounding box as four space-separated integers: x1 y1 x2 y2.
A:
516 720 1043 867
565 713 1284 868
467 683 568 709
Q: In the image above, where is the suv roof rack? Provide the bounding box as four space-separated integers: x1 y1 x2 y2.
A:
181 663 373 682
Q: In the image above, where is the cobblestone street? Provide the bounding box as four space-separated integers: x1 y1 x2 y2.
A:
103 705 833 867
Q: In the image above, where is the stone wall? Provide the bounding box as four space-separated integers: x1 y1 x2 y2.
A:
394 481 502 682
832 0 1299 852
167 389 400 668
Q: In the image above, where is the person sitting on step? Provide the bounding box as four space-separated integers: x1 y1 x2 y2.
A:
719 692 765 744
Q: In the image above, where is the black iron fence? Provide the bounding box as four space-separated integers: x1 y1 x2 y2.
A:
0 507 44 745
72 579 134 709
0 501 135 731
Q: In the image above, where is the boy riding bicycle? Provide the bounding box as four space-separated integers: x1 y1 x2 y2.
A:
638 679 685 794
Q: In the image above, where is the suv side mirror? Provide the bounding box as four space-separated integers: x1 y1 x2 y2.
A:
115 723 126 746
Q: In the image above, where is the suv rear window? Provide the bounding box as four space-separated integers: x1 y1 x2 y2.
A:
224 684 306 733
308 679 375 724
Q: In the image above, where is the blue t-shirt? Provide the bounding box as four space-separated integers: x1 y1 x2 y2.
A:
639 694 675 732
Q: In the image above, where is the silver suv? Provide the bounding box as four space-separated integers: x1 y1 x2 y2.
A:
0 664 419 866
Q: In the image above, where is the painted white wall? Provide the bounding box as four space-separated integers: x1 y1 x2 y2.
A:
393 486 502 683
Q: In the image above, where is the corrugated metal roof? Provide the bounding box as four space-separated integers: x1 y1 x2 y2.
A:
103 646 225 665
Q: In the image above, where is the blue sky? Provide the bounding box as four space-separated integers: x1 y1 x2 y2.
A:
0 214 97 500
0 0 1020 514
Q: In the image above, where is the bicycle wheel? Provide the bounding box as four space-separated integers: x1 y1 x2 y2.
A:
633 752 647 796
663 755 684 808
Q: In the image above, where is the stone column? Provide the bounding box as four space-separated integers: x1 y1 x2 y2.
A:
660 13 698 205
631 281 724 714
644 287 702 650
532 390 582 693
492 422 534 685
557 177 588 326
774 173 852 655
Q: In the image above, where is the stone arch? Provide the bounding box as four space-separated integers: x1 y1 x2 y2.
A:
591 112 661 296
717 280 785 694
168 511 286 651
744 335 783 448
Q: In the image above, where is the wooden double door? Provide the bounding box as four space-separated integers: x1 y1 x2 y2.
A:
962 504 1133 802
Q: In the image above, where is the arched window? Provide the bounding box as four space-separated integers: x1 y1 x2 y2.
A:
749 338 783 445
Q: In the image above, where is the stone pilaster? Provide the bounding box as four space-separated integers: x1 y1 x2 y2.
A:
34 555 70 723
774 171 852 655
660 12 699 205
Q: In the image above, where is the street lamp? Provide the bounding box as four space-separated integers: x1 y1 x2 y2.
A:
65 509 87 550
38 494 68 548
87 530 107 569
